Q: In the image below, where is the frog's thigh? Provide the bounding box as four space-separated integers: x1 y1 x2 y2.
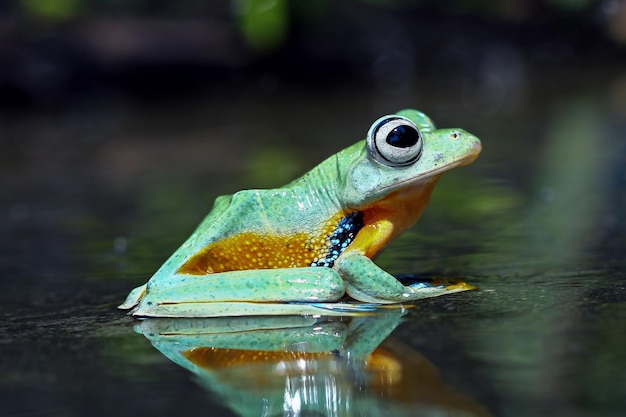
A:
141 267 345 306
335 252 467 303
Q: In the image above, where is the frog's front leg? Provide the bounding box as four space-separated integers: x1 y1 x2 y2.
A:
335 251 470 303
129 267 346 317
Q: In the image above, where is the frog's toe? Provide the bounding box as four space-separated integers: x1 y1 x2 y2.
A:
443 281 478 292
408 281 443 290
307 302 407 315
118 284 147 310
407 279 477 297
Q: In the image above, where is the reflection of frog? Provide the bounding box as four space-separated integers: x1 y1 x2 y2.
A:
137 311 491 417
120 109 481 317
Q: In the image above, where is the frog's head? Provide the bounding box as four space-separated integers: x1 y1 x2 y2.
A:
338 109 481 214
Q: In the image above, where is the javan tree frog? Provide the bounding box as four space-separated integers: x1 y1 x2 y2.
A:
120 109 481 317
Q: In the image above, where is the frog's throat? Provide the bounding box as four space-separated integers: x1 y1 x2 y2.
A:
349 177 439 258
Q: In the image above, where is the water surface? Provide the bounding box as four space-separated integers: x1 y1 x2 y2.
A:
1 69 625 416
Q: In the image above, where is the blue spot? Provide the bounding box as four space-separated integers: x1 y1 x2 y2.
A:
311 211 364 268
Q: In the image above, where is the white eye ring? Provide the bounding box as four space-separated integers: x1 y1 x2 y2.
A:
366 115 423 167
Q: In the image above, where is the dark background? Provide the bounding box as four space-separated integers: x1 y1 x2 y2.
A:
1 1 626 417
2 0 625 108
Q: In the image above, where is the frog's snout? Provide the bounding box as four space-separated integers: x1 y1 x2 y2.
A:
447 128 481 167
467 137 482 164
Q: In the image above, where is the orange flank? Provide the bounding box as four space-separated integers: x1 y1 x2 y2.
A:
177 212 348 275
351 178 440 258
183 347 333 370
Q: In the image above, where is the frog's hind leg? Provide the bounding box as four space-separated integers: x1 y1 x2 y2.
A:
129 267 346 317
335 252 475 303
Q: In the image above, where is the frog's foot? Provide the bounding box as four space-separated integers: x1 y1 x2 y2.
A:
398 275 477 294
305 302 407 315
335 252 476 304
123 267 346 317
118 284 147 310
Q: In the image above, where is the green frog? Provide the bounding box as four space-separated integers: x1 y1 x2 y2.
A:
120 109 481 317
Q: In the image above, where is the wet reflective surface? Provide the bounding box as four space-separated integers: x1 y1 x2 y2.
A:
2 66 626 416
135 313 490 417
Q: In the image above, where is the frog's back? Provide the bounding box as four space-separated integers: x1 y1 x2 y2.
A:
212 187 339 236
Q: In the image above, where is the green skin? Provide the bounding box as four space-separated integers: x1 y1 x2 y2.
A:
120 109 482 317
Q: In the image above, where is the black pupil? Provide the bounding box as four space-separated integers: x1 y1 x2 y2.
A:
386 124 419 148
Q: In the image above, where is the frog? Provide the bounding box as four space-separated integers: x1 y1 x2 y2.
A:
119 109 481 317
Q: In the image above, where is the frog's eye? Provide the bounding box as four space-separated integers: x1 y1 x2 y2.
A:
366 115 423 167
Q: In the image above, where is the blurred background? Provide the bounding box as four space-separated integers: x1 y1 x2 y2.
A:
1 0 626 106
1 1 626 417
